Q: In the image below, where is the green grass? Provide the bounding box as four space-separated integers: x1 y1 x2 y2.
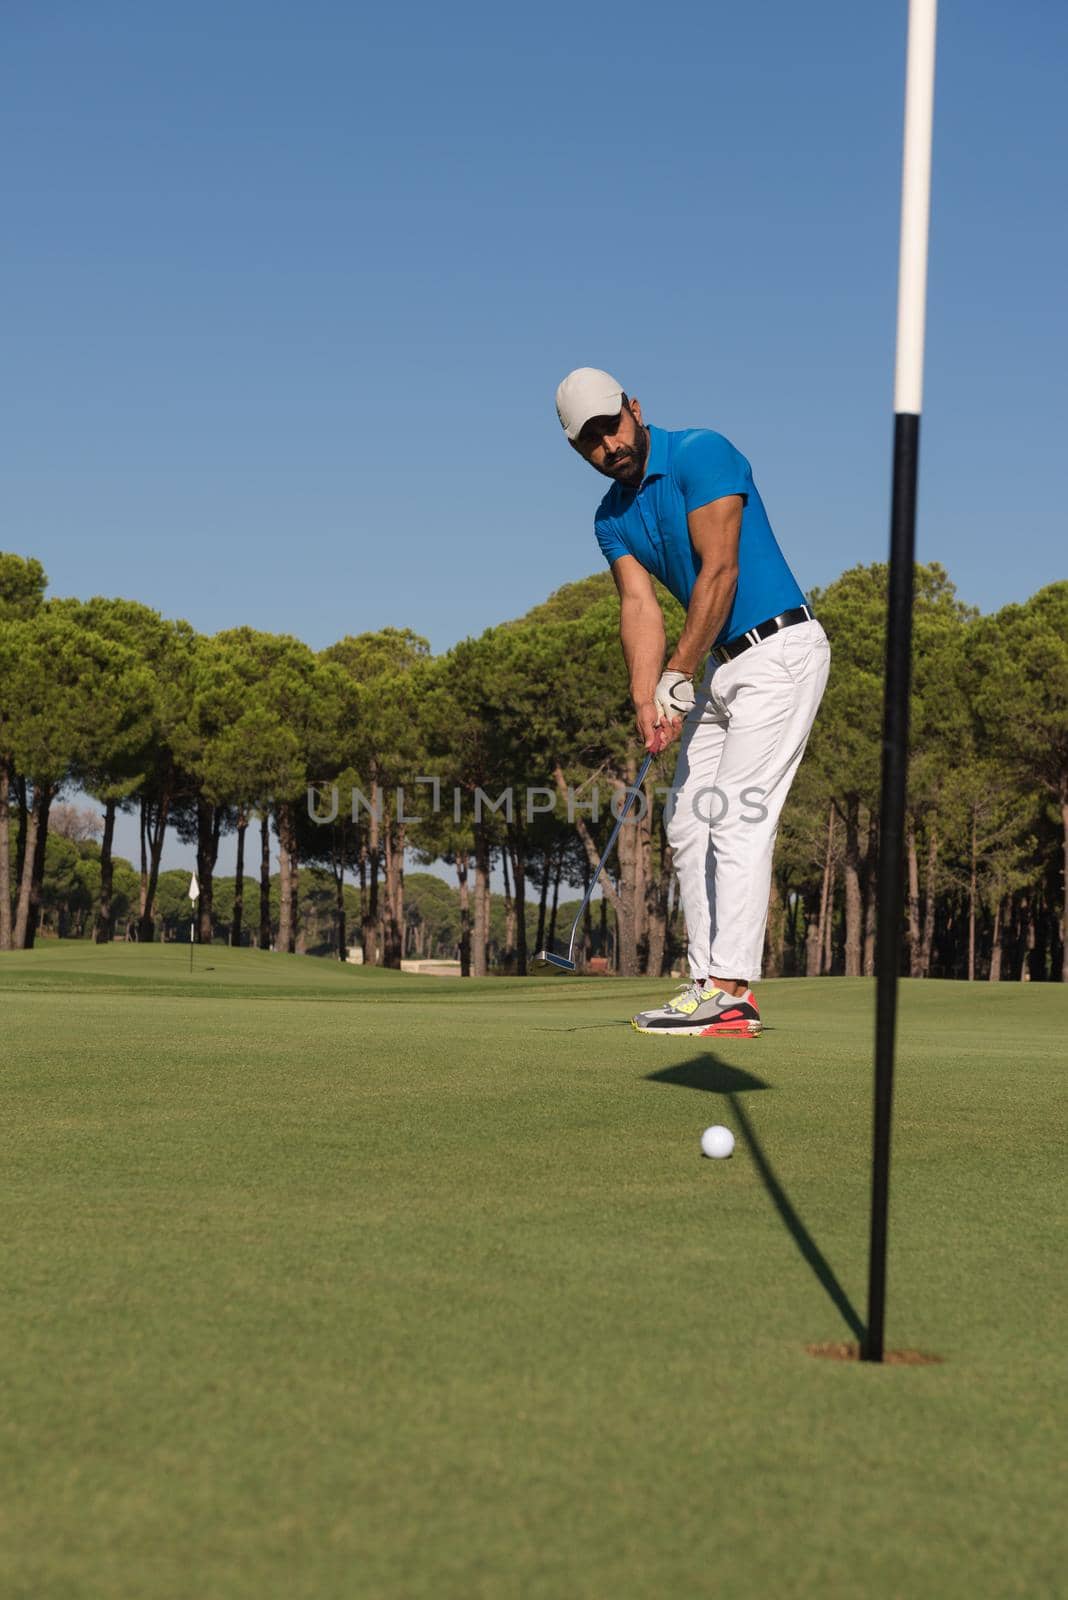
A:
2 945 1065 1599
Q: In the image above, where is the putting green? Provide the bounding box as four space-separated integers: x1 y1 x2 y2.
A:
2 945 1064 1599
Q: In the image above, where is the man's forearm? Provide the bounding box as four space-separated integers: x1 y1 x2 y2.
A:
620 597 666 707
667 568 738 677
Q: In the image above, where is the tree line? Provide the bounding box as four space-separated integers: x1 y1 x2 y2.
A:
32 808 550 967
1 551 1065 980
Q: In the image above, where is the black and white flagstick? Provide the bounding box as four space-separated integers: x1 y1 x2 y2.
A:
188 871 200 973
864 0 938 1364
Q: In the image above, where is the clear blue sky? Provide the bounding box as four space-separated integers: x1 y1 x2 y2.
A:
3 0 1065 664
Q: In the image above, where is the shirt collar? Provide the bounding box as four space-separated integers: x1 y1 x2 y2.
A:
640 424 668 487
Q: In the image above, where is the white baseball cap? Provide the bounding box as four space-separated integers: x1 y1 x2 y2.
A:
555 367 625 441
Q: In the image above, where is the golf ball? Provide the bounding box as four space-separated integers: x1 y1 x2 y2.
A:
701 1124 735 1160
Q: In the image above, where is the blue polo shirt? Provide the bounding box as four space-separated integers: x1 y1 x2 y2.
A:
594 424 806 644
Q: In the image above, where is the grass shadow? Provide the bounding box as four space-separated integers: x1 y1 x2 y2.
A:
646 1059 770 1095
530 1022 636 1034
646 1054 865 1343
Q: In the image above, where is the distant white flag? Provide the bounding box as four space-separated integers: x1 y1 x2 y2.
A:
188 871 200 902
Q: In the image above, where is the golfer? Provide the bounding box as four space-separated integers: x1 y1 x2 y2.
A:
556 368 830 1036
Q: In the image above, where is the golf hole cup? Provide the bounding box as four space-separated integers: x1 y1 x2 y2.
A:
701 1125 735 1160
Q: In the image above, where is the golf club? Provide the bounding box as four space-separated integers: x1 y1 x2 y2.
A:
532 750 655 972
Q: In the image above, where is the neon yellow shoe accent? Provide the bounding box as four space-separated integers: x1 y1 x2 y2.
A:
664 981 719 1016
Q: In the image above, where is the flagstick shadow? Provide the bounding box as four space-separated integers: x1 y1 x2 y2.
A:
646 1057 865 1343
727 1091 865 1342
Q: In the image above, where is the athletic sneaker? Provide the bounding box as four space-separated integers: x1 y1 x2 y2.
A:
631 981 762 1037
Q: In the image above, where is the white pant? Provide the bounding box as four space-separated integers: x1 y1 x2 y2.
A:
665 619 830 982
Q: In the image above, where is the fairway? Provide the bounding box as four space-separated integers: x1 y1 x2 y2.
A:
2 947 1065 1599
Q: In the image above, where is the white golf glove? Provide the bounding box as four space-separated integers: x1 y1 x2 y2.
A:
653 669 695 724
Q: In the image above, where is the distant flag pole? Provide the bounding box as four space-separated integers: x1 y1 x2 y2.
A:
864 0 938 1363
188 870 200 972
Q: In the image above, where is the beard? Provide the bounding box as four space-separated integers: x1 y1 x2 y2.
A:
596 425 648 488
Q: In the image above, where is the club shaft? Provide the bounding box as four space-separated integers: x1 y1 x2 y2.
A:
567 752 654 963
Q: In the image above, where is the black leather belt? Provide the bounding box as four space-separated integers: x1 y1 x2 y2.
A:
711 604 815 665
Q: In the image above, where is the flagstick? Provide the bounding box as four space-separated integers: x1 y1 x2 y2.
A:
187 870 200 974
864 0 938 1363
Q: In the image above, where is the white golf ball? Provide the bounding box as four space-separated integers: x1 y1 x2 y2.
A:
701 1124 735 1160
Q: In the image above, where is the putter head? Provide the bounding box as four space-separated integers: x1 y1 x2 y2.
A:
532 949 576 973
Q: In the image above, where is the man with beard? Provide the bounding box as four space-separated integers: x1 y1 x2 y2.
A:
555 367 830 1036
